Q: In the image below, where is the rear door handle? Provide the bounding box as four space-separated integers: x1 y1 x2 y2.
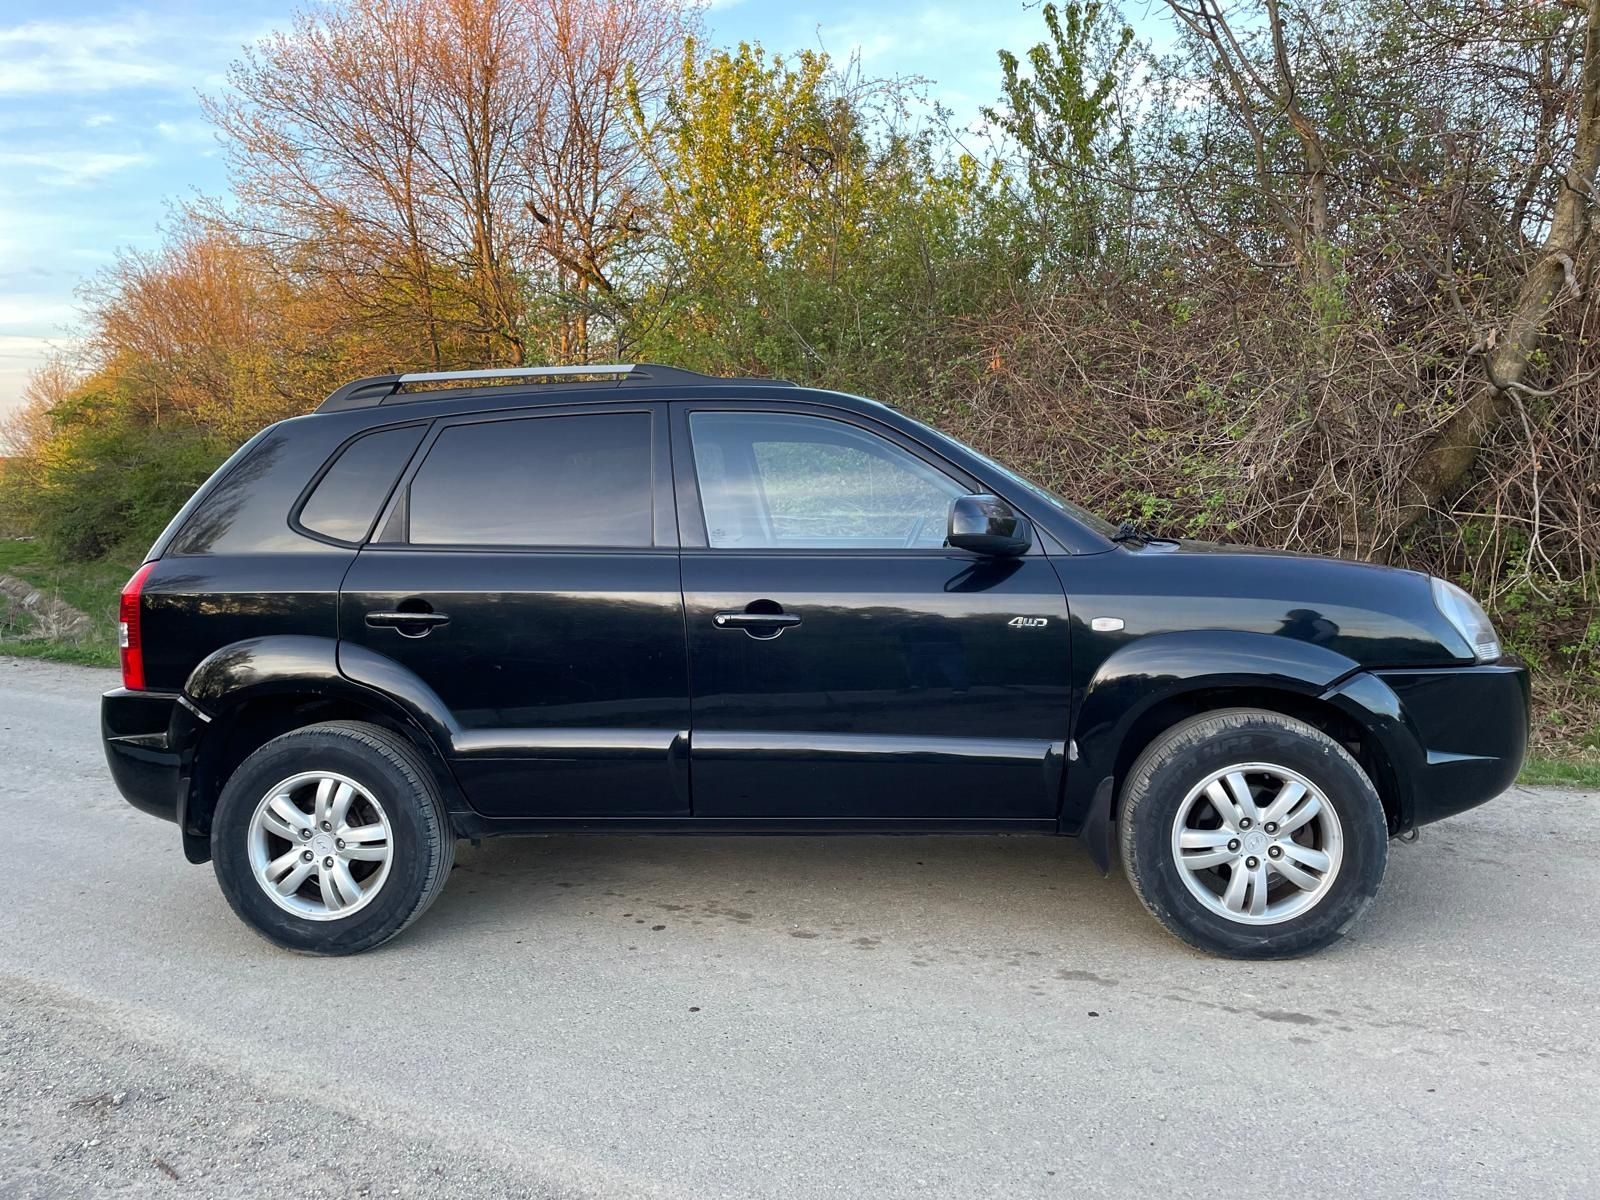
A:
366 610 450 634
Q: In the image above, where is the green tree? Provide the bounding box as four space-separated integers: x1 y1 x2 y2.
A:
982 1 1136 268
18 384 226 562
626 40 1011 393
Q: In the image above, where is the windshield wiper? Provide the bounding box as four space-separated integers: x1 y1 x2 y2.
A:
1111 520 1176 546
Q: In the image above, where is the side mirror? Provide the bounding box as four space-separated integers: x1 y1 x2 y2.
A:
947 494 1032 557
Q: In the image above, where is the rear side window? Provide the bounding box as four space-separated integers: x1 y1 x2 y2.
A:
298 425 425 543
407 412 652 547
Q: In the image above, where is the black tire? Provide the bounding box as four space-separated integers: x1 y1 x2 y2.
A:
1118 708 1387 958
211 721 455 955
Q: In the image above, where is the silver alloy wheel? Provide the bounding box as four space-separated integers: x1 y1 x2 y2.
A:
1170 762 1344 926
246 771 393 921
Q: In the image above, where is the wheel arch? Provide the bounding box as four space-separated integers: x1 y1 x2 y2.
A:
1109 687 1403 829
176 636 475 863
1066 631 1407 859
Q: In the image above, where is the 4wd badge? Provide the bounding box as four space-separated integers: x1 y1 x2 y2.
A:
1006 616 1049 628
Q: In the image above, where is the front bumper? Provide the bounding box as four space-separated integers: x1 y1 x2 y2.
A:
101 688 187 824
1326 662 1530 831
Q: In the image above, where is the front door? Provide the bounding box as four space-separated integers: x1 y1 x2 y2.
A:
339 403 690 818
673 402 1073 821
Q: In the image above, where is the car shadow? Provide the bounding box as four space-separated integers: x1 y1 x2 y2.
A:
405 832 1166 961
396 821 1509 971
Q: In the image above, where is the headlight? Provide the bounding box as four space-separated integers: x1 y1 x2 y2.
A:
1430 577 1501 661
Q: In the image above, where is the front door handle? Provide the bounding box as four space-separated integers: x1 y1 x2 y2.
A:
713 612 801 630
714 603 801 639
366 609 450 637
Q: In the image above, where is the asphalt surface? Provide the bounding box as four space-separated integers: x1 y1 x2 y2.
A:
2 656 1596 1199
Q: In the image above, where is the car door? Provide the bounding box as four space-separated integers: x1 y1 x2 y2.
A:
339 402 690 819
672 401 1074 822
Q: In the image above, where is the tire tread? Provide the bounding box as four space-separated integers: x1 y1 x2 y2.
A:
307 721 456 945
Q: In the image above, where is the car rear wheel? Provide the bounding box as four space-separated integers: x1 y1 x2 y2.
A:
1118 708 1388 958
211 721 455 955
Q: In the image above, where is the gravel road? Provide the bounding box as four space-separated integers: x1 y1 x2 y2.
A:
2 656 1595 1199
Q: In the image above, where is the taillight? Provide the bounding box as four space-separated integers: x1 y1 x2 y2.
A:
119 562 157 691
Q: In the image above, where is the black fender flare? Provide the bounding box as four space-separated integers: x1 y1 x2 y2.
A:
1317 669 1424 832
1064 630 1365 835
174 636 472 860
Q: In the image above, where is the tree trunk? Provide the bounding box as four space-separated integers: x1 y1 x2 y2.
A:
1397 0 1600 534
1265 0 1334 293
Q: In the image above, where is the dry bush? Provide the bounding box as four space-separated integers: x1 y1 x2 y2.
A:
929 254 1600 750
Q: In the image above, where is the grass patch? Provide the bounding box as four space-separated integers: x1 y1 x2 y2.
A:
0 638 123 668
1518 754 1600 790
0 539 132 669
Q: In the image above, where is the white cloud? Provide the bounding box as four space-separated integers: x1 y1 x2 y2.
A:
155 118 215 144
0 13 256 99
0 293 77 329
0 17 186 96
0 150 153 189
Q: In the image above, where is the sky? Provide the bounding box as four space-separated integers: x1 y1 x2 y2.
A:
0 0 1161 418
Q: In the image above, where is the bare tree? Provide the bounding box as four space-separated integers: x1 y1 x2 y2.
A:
1 358 79 461
1165 0 1334 291
206 0 541 367
519 0 695 359
420 0 544 362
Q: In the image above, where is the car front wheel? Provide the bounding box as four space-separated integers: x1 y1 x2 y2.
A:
1118 708 1388 958
211 721 455 954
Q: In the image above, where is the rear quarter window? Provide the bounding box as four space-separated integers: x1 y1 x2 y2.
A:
297 425 426 543
168 428 303 556
169 420 408 556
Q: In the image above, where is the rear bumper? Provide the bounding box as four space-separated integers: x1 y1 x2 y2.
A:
101 688 186 824
1326 662 1530 831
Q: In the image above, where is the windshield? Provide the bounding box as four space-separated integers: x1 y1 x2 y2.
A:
910 420 1118 538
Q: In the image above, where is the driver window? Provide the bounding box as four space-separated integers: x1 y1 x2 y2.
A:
689 411 966 549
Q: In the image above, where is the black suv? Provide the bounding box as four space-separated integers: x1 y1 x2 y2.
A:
101 364 1528 957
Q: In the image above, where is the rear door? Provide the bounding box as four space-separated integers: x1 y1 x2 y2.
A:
672 401 1074 821
339 402 690 818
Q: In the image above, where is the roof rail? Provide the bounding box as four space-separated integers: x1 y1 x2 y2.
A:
315 362 785 412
